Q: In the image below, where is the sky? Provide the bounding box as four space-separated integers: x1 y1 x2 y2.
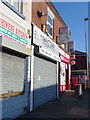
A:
52 2 88 52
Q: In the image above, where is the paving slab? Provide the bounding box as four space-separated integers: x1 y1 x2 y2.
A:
14 89 89 119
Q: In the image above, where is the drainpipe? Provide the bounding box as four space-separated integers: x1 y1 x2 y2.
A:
27 56 31 112
30 45 34 111
57 61 59 99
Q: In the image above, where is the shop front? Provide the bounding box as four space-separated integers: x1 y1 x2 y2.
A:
0 17 31 119
31 24 60 110
59 48 71 92
71 70 86 91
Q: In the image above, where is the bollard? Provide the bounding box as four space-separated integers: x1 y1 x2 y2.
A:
74 84 82 96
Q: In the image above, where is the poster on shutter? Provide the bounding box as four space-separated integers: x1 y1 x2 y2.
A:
60 62 66 85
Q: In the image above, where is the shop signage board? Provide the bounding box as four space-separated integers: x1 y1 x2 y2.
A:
71 60 76 65
59 47 70 63
33 24 60 61
60 26 69 35
70 55 76 60
60 55 70 63
39 47 60 62
68 41 74 52
59 33 68 44
59 26 69 45
0 17 29 47
70 51 75 55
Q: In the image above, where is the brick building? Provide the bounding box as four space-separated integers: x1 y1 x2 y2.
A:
31 1 71 111
71 50 87 90
32 2 65 41
0 1 71 119
32 1 71 44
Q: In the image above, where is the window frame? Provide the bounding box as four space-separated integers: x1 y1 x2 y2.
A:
47 9 54 39
2 0 25 19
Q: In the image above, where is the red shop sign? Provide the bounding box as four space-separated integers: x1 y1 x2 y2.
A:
60 55 70 63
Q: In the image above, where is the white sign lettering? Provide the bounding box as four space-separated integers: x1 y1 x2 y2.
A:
33 24 60 61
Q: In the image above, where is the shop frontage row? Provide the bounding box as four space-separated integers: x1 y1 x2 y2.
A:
28 24 71 111
0 1 71 119
0 18 71 119
31 24 71 109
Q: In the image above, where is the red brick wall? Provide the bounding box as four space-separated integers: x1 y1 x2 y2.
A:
32 2 66 43
32 2 47 29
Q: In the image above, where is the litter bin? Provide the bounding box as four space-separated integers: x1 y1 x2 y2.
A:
74 84 82 96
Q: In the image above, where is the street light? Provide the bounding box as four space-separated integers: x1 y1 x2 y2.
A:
84 18 90 88
84 18 90 21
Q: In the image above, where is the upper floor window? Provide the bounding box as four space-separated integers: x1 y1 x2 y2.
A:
2 0 25 19
6 0 22 13
47 8 54 38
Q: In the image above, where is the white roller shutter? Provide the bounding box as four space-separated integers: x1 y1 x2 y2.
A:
34 56 57 108
1 52 25 94
0 51 2 94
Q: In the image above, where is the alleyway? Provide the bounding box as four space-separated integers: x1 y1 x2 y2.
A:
14 89 89 119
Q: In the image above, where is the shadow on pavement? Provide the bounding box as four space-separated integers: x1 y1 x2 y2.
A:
14 89 90 119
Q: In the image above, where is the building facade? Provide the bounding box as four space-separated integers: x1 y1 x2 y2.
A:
0 0 32 119
31 1 71 110
71 50 87 90
0 1 71 119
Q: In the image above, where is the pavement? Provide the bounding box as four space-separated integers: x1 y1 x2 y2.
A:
14 89 90 119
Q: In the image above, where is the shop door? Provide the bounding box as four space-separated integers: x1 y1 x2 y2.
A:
66 69 68 90
34 56 57 108
60 62 66 92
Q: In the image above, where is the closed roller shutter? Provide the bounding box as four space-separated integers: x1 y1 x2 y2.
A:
34 56 57 108
1 51 25 95
0 51 2 93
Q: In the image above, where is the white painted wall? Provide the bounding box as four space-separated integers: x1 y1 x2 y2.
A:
0 0 32 119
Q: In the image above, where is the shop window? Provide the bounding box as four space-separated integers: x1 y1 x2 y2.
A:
47 8 54 38
2 0 25 19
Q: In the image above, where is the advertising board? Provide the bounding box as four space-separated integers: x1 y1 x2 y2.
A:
68 41 74 52
0 17 29 47
59 33 68 44
70 55 76 60
33 24 60 61
60 26 69 35
71 60 76 65
59 47 70 63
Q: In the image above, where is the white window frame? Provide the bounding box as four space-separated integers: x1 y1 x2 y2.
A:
47 13 53 39
2 0 25 19
47 7 54 39
6 0 22 13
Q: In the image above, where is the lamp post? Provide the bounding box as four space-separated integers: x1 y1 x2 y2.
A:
84 18 90 88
